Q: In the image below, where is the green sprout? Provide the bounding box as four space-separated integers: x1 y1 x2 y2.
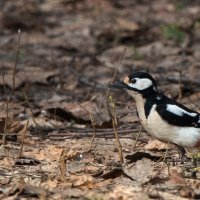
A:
132 46 144 60
161 24 185 44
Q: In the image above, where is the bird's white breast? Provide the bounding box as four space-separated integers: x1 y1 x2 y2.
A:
147 105 200 147
130 92 200 147
131 94 148 128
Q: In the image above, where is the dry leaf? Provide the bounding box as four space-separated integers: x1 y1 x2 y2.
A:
116 18 140 31
179 187 191 198
124 158 155 183
0 67 59 88
70 174 94 188
40 179 58 189
169 169 185 185
144 139 169 151
23 145 63 162
0 117 24 133
109 185 148 200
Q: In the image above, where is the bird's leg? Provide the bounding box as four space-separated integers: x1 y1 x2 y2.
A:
174 144 186 163
175 145 198 178
191 153 199 178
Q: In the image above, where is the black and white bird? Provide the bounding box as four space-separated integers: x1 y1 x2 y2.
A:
110 71 200 157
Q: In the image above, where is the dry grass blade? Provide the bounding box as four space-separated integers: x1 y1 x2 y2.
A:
88 109 97 150
106 48 126 117
178 69 182 103
105 48 126 164
12 29 21 94
18 120 29 158
59 149 67 180
2 74 9 155
59 148 79 180
2 29 21 154
109 96 123 164
23 90 39 127
161 140 170 171
132 126 143 151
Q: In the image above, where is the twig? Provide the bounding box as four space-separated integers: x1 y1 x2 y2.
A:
2 29 21 154
2 73 9 155
105 48 126 164
2 73 7 99
12 29 21 95
18 120 29 158
59 148 78 181
23 90 39 127
158 140 170 172
88 109 97 150
2 98 9 155
161 145 169 170
109 96 123 164
59 149 67 180
178 69 182 103
132 125 142 151
106 48 126 118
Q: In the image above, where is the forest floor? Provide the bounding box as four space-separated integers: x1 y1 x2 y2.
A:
0 0 200 199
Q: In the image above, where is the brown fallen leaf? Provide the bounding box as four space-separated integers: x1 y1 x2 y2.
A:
169 169 185 185
0 157 15 168
116 18 140 31
21 114 64 128
179 186 192 198
40 179 58 190
23 145 63 162
64 101 97 120
0 117 24 142
124 158 155 183
144 139 169 151
120 113 138 123
0 117 23 133
0 67 59 89
109 185 149 200
38 102 105 125
69 174 95 188
7 177 26 198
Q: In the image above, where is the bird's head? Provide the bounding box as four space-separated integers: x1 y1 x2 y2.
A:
109 72 157 97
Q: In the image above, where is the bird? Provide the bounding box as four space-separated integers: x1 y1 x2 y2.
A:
109 71 200 158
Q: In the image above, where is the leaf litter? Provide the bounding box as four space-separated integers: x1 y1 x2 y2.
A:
0 0 200 199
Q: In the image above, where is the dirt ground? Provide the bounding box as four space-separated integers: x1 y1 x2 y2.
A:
0 0 200 199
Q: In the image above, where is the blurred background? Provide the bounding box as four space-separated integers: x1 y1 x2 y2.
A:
0 0 200 129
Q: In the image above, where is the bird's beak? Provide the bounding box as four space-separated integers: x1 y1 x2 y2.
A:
109 81 127 89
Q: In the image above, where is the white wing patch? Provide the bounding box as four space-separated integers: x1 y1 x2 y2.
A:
128 78 153 90
166 104 197 117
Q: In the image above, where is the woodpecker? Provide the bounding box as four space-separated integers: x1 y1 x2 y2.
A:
110 72 200 157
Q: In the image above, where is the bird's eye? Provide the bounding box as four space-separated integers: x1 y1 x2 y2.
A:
130 79 136 84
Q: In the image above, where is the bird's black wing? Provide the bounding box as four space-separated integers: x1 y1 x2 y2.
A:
155 97 200 127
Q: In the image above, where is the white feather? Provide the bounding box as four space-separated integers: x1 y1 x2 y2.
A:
146 105 200 147
166 104 197 117
128 78 153 90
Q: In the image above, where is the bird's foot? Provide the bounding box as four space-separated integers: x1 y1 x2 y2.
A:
175 145 186 163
